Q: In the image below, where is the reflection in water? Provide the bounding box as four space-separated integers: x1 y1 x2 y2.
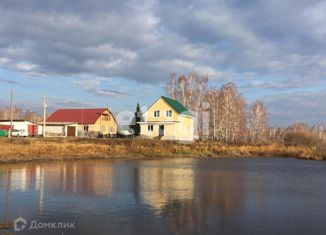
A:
1 161 113 197
45 162 113 196
4 169 11 223
1 158 326 235
137 159 244 234
159 168 244 234
138 159 195 211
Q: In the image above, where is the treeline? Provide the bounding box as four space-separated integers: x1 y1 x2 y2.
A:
167 72 326 148
0 106 43 122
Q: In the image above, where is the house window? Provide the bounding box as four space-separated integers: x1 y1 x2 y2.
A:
84 125 89 132
154 110 160 117
166 110 172 117
148 125 153 131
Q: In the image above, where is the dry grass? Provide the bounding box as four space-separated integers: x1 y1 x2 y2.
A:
0 138 323 163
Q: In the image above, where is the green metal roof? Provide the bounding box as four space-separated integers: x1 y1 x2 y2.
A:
161 96 194 117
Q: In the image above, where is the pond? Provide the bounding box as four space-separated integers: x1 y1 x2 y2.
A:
0 157 326 234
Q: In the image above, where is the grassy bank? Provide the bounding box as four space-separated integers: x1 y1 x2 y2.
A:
0 138 324 163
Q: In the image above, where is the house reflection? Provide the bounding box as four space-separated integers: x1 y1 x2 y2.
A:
4 161 114 197
137 160 195 212
44 161 113 197
136 161 246 234
1 159 250 235
0 161 114 228
9 165 42 192
161 170 245 234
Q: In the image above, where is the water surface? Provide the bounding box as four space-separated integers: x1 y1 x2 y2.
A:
1 157 326 234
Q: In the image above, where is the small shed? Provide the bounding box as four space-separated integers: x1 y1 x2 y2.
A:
0 120 39 136
0 125 11 131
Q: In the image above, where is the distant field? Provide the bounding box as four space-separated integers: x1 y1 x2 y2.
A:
0 137 324 163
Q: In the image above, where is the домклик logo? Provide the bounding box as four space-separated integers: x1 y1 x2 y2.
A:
14 217 27 232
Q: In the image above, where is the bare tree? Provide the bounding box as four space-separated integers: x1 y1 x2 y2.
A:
0 106 42 122
268 127 286 143
167 71 208 138
212 83 246 143
288 122 311 131
23 109 43 122
312 124 325 141
0 106 22 120
248 100 269 144
206 88 219 140
223 83 246 143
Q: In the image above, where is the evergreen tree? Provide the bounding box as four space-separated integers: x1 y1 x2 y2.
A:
130 102 143 135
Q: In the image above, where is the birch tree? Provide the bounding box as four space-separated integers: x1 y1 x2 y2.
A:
248 100 268 143
312 124 325 141
23 109 43 122
0 107 42 122
206 88 219 140
216 83 246 143
167 71 208 138
0 106 22 119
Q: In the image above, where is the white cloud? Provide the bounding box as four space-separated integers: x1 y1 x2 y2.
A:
0 57 10 64
15 63 37 72
74 79 132 97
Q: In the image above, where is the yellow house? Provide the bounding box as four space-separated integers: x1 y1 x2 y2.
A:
139 96 194 141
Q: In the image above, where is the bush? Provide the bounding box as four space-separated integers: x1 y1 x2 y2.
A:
317 142 326 159
284 130 319 147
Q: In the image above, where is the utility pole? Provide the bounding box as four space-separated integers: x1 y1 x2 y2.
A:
9 89 13 138
81 108 84 138
43 93 47 138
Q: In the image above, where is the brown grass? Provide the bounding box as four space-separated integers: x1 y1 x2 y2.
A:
0 138 323 163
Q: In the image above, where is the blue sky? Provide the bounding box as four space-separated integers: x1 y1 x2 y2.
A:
0 0 326 126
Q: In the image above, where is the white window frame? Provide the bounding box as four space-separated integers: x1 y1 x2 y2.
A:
148 125 154 132
154 110 160 117
166 110 172 117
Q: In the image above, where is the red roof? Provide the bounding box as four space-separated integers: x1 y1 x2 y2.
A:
0 125 11 131
47 108 108 124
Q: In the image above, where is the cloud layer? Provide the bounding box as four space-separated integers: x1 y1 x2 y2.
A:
0 0 325 125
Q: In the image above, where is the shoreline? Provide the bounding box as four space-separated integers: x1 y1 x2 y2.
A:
0 138 324 164
0 155 300 165
0 153 320 165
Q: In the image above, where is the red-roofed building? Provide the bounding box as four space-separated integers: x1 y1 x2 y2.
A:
46 108 117 137
0 120 39 136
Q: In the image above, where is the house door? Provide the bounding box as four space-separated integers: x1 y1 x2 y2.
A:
159 125 164 136
67 126 76 137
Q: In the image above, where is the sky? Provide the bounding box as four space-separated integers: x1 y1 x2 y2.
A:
0 0 325 126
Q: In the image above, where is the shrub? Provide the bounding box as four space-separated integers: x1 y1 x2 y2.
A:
284 130 319 147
